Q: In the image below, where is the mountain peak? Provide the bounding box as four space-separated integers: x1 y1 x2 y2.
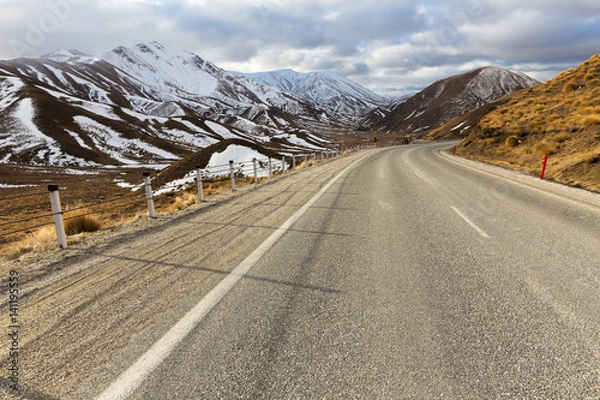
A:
235 69 387 115
364 65 540 134
0 42 336 167
41 48 95 63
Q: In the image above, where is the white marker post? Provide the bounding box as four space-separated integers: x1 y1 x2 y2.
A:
195 165 204 202
48 184 67 249
143 172 156 218
253 158 258 184
229 160 236 191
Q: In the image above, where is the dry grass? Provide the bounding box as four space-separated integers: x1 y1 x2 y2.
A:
2 226 57 259
459 54 600 192
505 135 519 148
65 215 101 235
161 191 197 213
533 141 557 155
478 54 599 137
553 133 570 143
582 115 600 127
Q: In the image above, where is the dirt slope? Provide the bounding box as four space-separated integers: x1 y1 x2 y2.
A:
452 55 600 192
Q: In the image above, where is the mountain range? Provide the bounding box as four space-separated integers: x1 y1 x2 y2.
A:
0 42 340 167
233 69 387 116
361 66 539 134
0 41 539 168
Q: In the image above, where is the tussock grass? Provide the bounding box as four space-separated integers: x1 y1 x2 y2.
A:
64 205 101 235
534 141 557 155
65 215 100 235
582 115 600 127
2 225 57 259
505 135 519 148
553 133 570 143
163 191 197 213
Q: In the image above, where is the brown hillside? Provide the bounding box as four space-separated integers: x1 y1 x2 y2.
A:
368 66 538 135
456 54 600 192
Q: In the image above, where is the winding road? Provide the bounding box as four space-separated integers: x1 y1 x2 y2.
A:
4 142 600 399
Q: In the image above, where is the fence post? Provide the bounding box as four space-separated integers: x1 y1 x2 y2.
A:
229 160 236 191
48 184 67 249
282 157 286 174
269 157 273 179
253 158 258 184
143 172 156 218
292 155 296 172
195 165 204 202
304 154 308 169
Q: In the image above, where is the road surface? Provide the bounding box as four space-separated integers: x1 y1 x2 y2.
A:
3 142 600 399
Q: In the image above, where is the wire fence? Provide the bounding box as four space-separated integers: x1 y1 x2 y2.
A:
0 143 388 254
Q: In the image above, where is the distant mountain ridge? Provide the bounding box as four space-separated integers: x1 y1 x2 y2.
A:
0 41 543 168
363 66 540 134
233 69 387 116
0 42 340 166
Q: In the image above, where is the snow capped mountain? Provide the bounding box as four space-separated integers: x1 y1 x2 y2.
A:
0 42 339 167
233 69 387 116
365 66 540 134
0 42 541 168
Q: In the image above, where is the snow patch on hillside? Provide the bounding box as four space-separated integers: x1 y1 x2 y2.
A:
207 144 266 168
75 116 179 163
205 121 237 139
0 78 24 109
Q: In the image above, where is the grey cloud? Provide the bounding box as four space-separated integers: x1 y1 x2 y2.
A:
0 0 598 96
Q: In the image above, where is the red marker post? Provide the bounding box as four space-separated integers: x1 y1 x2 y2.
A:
540 154 549 180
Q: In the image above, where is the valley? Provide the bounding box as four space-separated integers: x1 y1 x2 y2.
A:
1 42 598 261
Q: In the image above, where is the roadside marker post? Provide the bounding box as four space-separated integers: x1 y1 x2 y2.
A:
195 166 204 202
252 158 258 184
142 172 156 218
48 184 67 249
229 160 236 191
540 154 549 180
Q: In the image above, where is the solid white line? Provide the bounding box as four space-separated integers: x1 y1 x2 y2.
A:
451 206 491 239
96 155 368 400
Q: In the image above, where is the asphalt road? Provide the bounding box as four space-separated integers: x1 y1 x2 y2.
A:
4 143 600 399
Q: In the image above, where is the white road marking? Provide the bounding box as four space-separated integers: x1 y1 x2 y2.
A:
451 206 491 239
96 156 368 400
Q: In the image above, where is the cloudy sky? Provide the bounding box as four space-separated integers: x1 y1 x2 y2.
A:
1 0 598 96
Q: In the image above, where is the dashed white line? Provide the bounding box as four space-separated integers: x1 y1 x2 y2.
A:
451 206 491 239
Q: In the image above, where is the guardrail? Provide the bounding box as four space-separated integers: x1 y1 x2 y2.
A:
1 146 383 253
